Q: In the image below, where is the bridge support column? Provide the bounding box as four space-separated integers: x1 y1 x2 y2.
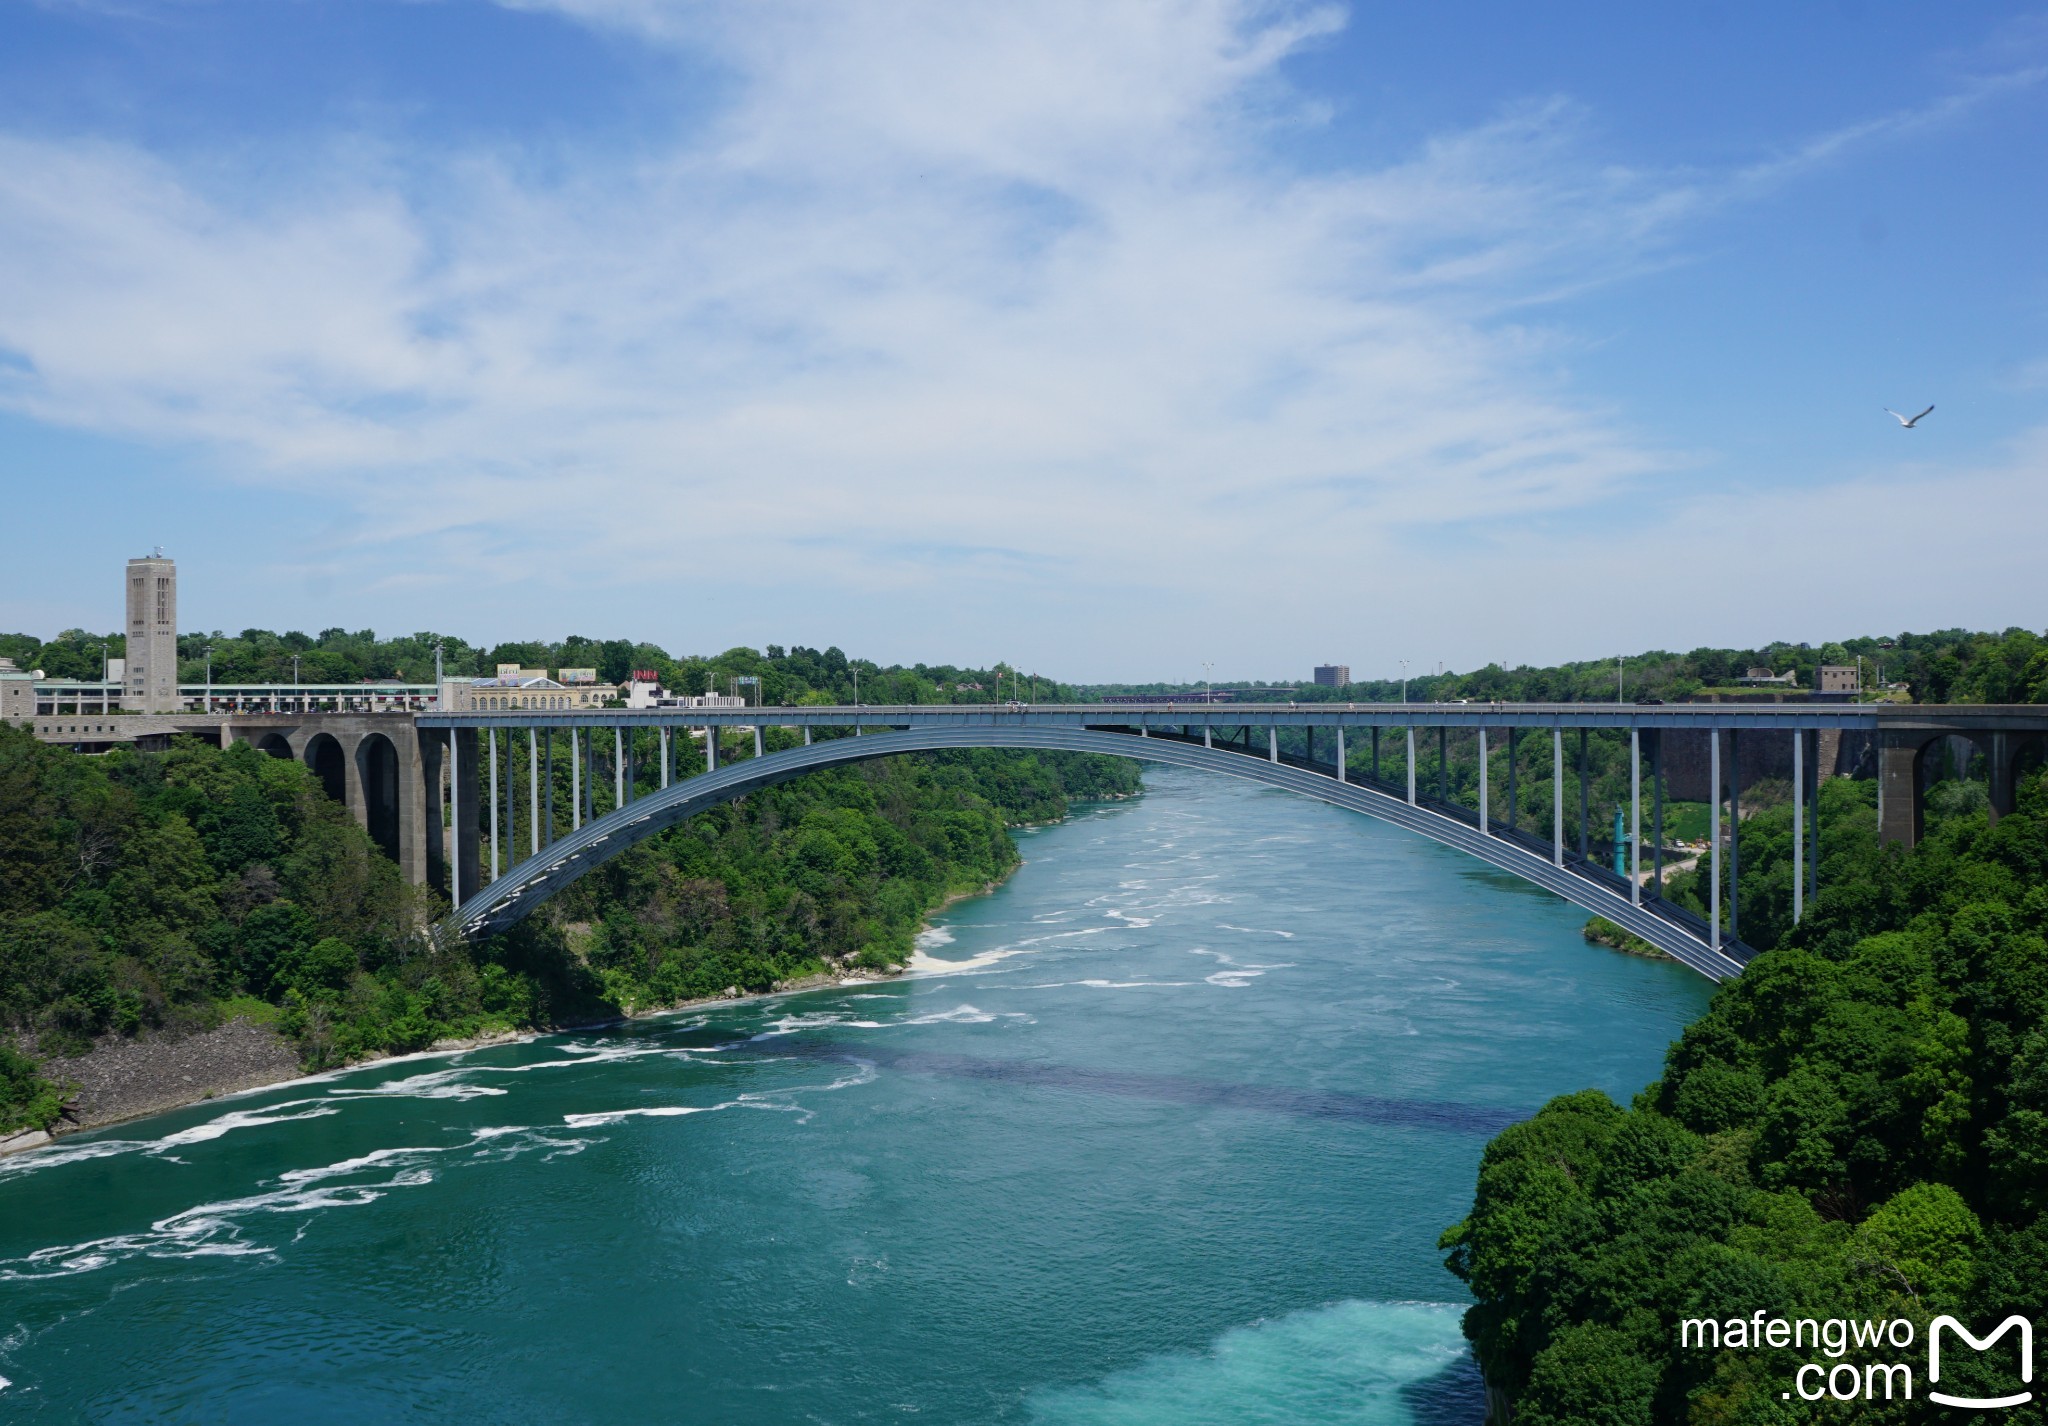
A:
1477 729 1489 833
661 728 671 789
1506 729 1516 834
1371 726 1380 783
804 725 812 746
1552 728 1563 866
422 731 448 895
451 728 479 904
1406 729 1416 805
1985 731 2014 824
1578 729 1589 860
504 728 516 868
1336 727 1345 782
615 729 626 807
1807 730 1820 905
1878 732 1923 848
1729 732 1741 944
1438 727 1447 803
1269 726 1278 764
488 729 500 882
1651 731 1664 897
1709 729 1721 954
1792 728 1804 923
544 732 554 848
528 729 540 858
755 726 765 758
1203 725 1212 749
1629 728 1641 906
571 729 582 831
342 733 369 833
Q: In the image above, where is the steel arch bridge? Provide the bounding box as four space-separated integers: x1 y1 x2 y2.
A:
438 723 1751 981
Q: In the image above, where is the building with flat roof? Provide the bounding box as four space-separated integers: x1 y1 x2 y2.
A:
1 658 36 722
125 551 178 713
1313 664 1350 688
1818 665 1861 694
442 667 620 711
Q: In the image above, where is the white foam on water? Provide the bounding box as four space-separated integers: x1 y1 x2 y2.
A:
0 1126 588 1281
1216 923 1296 938
335 1071 510 1102
150 1101 343 1148
0 1136 152 1183
563 1058 879 1130
1014 978 1199 991
1024 1299 1480 1425
562 1106 714 1127
752 1011 889 1038
905 1003 999 1024
913 924 955 949
905 941 1041 977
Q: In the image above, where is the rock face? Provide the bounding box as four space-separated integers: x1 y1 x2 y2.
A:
39 1019 303 1132
0 1127 52 1156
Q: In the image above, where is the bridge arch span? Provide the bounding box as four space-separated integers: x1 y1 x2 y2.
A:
446 726 1745 982
303 732 347 806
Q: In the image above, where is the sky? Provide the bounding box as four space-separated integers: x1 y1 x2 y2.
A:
0 1 2044 683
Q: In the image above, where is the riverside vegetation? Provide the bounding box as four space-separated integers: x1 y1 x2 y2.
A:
0 653 1138 1134
1442 763 2048 1424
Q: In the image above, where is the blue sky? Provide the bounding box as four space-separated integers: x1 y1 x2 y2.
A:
1 1 2043 681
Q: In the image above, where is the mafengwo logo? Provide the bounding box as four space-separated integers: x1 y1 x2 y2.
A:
1929 1316 2033 1411
1678 1312 2033 1407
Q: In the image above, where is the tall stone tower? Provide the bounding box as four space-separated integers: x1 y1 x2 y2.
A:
125 550 178 713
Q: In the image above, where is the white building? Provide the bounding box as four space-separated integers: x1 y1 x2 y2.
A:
442 665 621 711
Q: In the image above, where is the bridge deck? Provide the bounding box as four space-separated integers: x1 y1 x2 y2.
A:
416 701 2048 733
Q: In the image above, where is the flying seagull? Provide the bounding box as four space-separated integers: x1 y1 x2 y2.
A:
1885 404 1934 428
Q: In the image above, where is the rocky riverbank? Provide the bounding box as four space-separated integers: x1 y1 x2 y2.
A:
29 1018 303 1137
4 864 1015 1159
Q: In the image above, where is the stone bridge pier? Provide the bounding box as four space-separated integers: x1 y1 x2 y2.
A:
224 715 465 894
1878 725 2047 848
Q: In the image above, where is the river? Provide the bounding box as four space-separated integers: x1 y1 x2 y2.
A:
0 768 1713 1423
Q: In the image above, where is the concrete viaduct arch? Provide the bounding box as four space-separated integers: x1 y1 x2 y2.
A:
1877 727 2048 847
441 725 1751 982
222 715 434 887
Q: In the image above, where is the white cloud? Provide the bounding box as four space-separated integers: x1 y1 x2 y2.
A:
0 1 2036 673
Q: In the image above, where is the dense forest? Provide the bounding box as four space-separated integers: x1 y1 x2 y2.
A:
1084 625 2048 706
0 720 1137 1135
1442 761 2048 1423
0 626 1069 707
8 623 2048 708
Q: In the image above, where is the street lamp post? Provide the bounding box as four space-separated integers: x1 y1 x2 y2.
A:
293 654 301 714
1202 661 1213 704
1399 659 1410 705
204 644 213 713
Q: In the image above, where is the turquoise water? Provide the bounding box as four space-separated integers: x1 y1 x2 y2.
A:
0 769 1713 1422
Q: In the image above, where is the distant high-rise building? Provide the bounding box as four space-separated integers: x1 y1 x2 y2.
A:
125 551 178 712
1313 664 1350 688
